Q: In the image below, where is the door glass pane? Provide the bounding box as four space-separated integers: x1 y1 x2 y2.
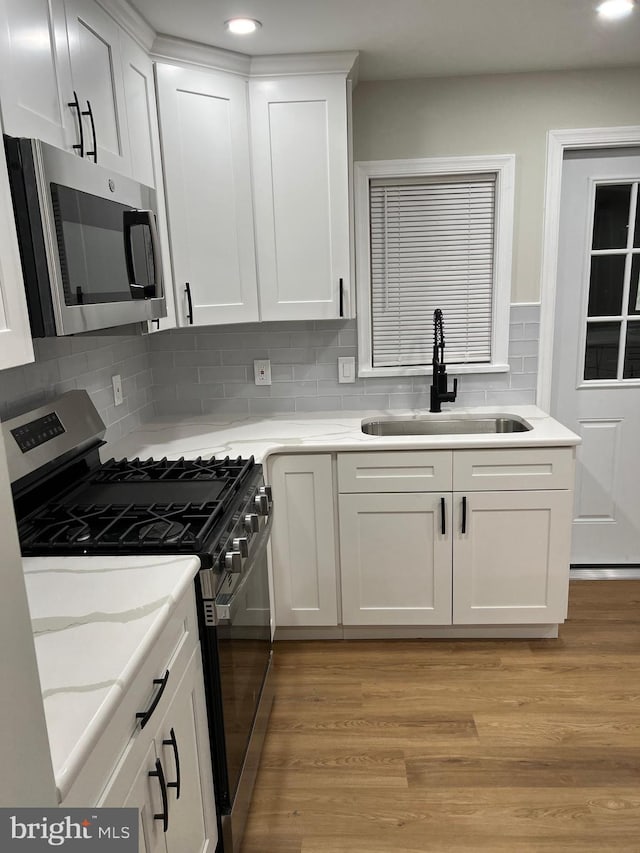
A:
587 255 625 316
623 321 640 378
634 190 640 247
592 184 631 249
628 255 640 315
584 321 620 380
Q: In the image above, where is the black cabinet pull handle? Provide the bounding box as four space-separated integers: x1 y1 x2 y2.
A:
163 727 181 800
82 100 97 163
440 496 446 535
136 670 169 729
149 758 169 833
68 91 85 157
339 278 344 318
461 496 467 535
185 282 194 324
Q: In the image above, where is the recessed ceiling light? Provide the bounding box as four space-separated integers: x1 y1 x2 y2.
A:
596 0 635 19
224 17 262 35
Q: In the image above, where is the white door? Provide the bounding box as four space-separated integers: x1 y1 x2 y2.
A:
551 149 640 564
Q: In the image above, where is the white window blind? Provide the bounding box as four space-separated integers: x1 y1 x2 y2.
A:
369 174 496 368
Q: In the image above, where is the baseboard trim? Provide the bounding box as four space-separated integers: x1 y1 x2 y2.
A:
275 624 559 640
570 566 640 580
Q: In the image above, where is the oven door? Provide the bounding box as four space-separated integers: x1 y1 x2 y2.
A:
198 519 273 851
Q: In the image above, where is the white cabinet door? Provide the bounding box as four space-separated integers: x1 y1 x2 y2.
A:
122 741 168 853
64 0 130 173
339 492 453 626
119 35 176 333
0 0 72 149
269 455 339 627
452 490 573 625
156 63 259 327
101 647 218 853
157 649 218 853
250 75 351 321
0 120 35 370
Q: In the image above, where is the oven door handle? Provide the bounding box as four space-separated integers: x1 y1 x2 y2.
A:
215 515 272 626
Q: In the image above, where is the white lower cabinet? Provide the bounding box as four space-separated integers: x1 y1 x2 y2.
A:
269 448 575 633
339 492 452 626
100 646 218 853
268 454 339 627
452 489 573 624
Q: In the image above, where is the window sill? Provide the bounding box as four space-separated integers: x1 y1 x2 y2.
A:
358 363 510 379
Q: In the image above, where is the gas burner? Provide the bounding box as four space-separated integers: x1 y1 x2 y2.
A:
138 520 186 544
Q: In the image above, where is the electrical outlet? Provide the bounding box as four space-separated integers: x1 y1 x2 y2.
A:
254 359 272 386
112 374 123 406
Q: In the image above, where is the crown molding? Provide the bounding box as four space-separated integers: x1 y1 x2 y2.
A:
96 0 155 51
151 34 252 75
249 51 359 78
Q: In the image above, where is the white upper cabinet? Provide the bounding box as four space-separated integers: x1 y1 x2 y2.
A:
63 0 130 174
0 116 35 370
250 74 351 321
156 63 259 327
0 0 72 149
119 34 177 332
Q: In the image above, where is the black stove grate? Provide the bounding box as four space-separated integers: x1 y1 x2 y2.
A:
17 454 258 561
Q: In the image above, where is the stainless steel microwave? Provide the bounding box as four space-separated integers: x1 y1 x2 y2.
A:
4 135 166 336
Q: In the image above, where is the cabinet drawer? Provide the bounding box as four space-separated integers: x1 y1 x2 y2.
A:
337 451 452 493
61 585 199 806
453 447 575 491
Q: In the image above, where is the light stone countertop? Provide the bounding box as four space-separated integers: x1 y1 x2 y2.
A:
106 405 580 467
23 554 200 802
23 404 578 802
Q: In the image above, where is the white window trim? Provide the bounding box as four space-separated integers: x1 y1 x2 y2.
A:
354 154 516 378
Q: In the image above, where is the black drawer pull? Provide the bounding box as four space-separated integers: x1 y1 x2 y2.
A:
339 277 344 317
149 758 169 833
82 100 97 163
163 727 181 799
461 496 467 535
136 670 169 729
440 496 446 535
68 91 85 157
185 282 194 324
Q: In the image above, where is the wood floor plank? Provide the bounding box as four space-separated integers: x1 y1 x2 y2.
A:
240 580 640 853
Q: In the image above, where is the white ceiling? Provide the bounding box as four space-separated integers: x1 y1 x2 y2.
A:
127 0 640 81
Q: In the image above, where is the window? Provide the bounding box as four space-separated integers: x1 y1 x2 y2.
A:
354 155 515 377
582 181 640 381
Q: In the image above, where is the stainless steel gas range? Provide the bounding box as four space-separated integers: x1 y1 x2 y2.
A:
4 390 273 853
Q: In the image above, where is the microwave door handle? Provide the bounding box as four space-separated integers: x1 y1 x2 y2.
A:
123 209 163 300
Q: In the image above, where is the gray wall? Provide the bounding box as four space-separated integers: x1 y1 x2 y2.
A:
352 67 640 303
0 333 153 443
149 305 539 417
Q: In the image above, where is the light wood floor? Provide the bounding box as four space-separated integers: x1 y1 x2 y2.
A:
241 581 640 853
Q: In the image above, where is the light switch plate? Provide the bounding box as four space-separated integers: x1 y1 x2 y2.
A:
338 356 356 383
254 359 272 386
112 374 123 406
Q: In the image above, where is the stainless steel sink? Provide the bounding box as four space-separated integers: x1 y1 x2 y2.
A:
361 415 532 436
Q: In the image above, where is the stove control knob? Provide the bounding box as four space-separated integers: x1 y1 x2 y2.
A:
233 537 249 557
259 485 272 503
244 513 260 534
224 550 243 573
254 494 269 515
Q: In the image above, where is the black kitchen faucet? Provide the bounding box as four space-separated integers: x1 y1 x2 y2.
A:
430 309 458 413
